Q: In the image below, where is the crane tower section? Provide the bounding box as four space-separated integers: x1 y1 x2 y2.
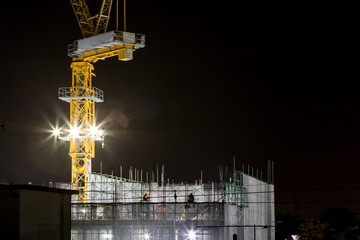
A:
58 0 145 203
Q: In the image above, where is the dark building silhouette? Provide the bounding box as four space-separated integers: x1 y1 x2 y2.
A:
0 184 77 240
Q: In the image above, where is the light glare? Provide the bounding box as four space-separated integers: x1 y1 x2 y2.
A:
144 233 150 240
89 125 98 135
187 230 196 240
52 128 60 136
102 233 112 239
69 126 80 137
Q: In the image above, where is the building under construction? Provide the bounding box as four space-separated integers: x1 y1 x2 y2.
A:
50 1 276 239
67 161 275 240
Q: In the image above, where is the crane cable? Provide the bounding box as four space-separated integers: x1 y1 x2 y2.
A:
116 0 119 30
116 0 126 31
124 0 126 31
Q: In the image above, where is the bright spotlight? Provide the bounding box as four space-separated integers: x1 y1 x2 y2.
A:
102 233 112 239
144 233 150 240
52 128 61 137
69 125 80 137
187 230 196 240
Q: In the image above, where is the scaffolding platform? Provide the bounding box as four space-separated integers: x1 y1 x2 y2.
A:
58 87 104 103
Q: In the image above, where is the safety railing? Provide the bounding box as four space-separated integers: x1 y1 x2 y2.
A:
71 202 224 222
58 87 104 102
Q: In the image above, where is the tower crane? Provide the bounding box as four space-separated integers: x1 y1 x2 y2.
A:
57 0 145 202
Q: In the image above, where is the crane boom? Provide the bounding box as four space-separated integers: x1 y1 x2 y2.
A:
70 0 113 38
94 0 113 35
70 0 95 38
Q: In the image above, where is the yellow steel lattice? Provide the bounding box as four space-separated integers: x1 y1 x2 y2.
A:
94 0 113 34
70 0 113 38
70 0 95 38
69 62 96 202
65 0 143 203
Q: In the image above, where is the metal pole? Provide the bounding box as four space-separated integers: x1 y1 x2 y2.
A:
267 160 270 183
272 161 274 184
156 164 159 186
233 157 236 184
162 164 165 186
253 225 256 240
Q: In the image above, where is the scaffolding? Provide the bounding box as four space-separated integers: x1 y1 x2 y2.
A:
78 172 246 206
71 202 224 239
70 162 275 240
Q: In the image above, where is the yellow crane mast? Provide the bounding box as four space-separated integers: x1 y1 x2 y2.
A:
58 0 145 202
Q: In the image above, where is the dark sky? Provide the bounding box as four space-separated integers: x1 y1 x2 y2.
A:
1 1 360 217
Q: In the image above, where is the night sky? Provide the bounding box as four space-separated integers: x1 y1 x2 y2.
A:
1 1 360 217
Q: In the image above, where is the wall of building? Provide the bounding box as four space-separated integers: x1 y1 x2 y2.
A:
0 188 20 239
242 175 275 240
19 189 72 240
0 184 75 240
224 203 244 240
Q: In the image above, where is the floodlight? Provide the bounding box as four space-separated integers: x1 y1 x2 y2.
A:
102 233 113 239
52 128 61 137
144 233 150 240
187 230 196 240
69 125 80 137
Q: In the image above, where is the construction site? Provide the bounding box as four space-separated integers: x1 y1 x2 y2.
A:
53 160 275 240
48 1 276 239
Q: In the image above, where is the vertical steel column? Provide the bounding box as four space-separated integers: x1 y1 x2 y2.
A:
69 61 96 202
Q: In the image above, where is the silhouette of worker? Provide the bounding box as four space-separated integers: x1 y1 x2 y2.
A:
187 193 195 208
188 193 194 203
174 190 177 202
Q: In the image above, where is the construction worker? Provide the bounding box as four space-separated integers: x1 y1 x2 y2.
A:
174 190 177 202
143 192 150 202
186 193 195 208
188 193 194 203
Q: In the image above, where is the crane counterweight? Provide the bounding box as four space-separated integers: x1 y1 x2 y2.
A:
68 30 145 62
